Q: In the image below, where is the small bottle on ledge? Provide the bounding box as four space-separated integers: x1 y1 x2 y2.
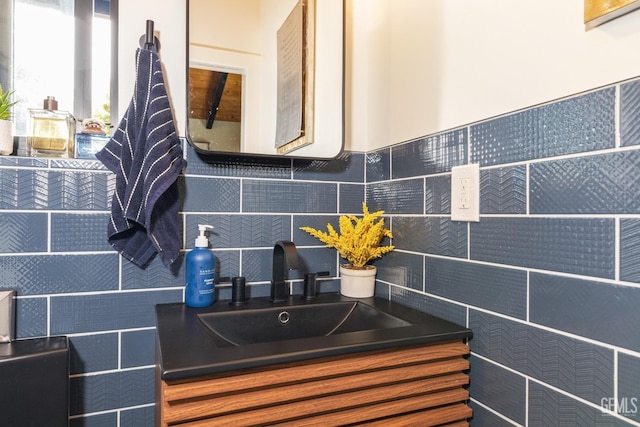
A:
28 96 74 158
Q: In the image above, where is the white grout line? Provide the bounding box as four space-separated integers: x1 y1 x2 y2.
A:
117 331 122 370
468 397 523 426
616 84 622 149
616 217 621 282
383 282 640 358
471 353 640 427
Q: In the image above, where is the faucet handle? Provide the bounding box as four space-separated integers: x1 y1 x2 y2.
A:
302 271 330 300
230 276 247 306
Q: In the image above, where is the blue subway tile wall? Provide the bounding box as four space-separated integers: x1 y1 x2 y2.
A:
618 353 640 422
469 310 614 405
69 368 155 415
391 129 468 178
527 382 624 426
0 150 365 426
470 217 615 278
469 402 519 427
120 255 184 289
530 151 640 214
620 219 640 283
620 79 640 147
69 334 119 375
425 175 451 214
2 73 640 427
293 151 365 182
479 166 527 214
51 213 113 252
368 76 640 426
185 214 292 248
15 297 47 337
70 413 118 427
529 273 640 352
180 176 241 212
373 251 424 291
390 285 468 327
50 290 183 334
365 148 391 182
292 214 340 245
425 257 527 319
467 355 527 425
0 212 48 252
366 178 424 214
470 88 616 166
0 254 120 295
339 183 365 213
119 406 156 427
242 179 338 213
121 329 157 368
393 216 468 258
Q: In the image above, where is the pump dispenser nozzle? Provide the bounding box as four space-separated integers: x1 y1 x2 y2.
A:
195 224 214 248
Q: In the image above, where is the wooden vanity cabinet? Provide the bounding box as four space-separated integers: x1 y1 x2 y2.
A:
156 340 471 426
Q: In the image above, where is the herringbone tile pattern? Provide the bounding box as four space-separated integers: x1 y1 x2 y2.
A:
480 165 526 214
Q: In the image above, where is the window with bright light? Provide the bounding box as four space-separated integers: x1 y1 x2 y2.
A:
13 0 114 136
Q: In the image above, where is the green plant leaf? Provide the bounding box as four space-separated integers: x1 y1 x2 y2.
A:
0 84 18 121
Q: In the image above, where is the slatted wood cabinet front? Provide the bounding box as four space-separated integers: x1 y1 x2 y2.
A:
157 340 471 426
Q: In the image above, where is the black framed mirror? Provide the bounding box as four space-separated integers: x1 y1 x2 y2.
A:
187 0 344 158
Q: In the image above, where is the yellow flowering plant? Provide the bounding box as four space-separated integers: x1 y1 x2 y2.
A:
300 202 394 269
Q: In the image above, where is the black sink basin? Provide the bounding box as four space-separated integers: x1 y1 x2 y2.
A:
198 301 412 346
155 294 472 380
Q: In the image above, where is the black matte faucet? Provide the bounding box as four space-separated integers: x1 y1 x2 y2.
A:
271 241 300 302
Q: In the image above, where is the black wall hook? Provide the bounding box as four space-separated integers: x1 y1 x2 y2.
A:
139 19 161 52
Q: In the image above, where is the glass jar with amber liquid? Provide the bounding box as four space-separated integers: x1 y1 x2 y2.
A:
28 96 74 158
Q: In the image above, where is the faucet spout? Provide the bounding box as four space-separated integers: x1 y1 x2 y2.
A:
271 241 300 302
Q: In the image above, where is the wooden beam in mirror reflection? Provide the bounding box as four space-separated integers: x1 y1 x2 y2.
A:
206 72 228 129
584 0 640 29
188 68 242 123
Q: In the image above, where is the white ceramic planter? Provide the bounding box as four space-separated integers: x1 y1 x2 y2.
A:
0 120 12 155
339 264 376 298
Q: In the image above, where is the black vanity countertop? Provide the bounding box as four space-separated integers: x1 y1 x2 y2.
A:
0 336 68 359
155 293 472 381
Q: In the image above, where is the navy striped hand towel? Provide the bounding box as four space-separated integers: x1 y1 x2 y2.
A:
96 48 186 268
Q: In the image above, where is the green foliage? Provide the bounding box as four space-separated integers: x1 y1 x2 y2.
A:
0 85 18 121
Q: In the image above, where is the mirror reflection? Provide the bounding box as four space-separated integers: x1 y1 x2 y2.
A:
188 66 243 152
187 0 344 158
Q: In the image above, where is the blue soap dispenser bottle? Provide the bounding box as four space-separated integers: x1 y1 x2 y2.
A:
185 224 216 307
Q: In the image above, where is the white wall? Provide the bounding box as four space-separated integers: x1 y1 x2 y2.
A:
119 0 640 154
348 0 640 151
117 1 186 135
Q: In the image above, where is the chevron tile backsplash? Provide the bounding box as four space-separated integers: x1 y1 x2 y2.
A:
2 76 640 426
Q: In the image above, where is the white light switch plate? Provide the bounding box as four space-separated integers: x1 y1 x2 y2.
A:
451 164 480 222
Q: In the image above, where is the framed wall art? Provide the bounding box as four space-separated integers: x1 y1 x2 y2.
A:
585 0 640 29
